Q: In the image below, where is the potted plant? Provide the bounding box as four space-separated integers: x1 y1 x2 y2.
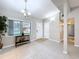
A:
0 16 7 49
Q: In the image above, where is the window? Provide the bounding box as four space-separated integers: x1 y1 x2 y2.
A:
13 21 22 36
8 20 22 36
23 22 31 35
8 20 31 36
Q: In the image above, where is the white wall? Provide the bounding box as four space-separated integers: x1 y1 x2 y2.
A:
44 22 50 38
36 22 42 39
0 9 42 48
2 36 15 48
69 8 79 47
30 19 37 42
0 9 23 48
49 13 60 42
44 13 60 42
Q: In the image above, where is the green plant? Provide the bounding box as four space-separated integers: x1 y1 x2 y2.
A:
0 16 7 49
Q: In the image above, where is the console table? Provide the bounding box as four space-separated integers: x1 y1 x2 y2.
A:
15 35 30 47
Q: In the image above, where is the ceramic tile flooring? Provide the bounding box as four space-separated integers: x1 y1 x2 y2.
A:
0 39 79 59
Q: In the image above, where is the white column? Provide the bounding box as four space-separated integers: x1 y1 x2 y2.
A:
63 0 68 54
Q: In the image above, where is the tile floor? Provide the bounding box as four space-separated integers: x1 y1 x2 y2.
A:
0 39 79 59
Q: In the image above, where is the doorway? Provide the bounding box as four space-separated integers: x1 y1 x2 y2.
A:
60 18 75 45
67 18 75 45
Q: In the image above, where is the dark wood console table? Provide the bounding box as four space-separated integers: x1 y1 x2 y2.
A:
15 35 30 47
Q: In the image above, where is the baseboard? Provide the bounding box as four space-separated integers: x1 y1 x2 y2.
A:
31 38 61 43
3 44 15 49
30 39 37 42
74 45 79 47
50 39 61 43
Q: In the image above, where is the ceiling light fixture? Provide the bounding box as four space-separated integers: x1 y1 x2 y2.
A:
21 0 31 17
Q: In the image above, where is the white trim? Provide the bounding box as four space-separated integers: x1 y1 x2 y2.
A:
3 44 15 49
51 40 61 43
30 39 37 42
49 38 61 43
74 45 79 47
8 17 24 21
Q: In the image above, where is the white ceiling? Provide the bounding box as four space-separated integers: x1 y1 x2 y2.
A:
69 0 79 8
51 0 64 12
0 0 59 19
52 0 79 12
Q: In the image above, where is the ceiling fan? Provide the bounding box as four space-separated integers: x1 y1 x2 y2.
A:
21 0 31 17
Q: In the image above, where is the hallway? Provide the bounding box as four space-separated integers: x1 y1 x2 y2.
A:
0 39 79 59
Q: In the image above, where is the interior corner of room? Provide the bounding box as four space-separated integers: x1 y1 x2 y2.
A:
0 0 79 59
